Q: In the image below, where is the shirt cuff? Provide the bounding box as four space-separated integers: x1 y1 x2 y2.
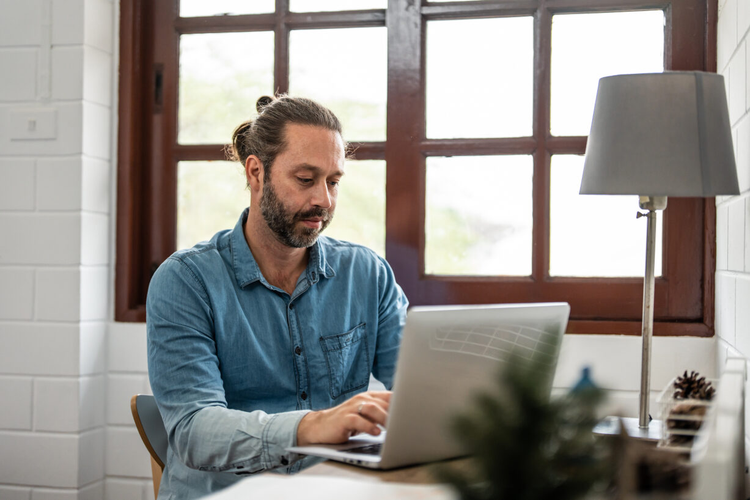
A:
260 409 311 470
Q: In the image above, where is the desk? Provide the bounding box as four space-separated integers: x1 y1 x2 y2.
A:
203 459 468 499
299 457 471 484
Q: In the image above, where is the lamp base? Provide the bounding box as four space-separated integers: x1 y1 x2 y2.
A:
593 416 662 443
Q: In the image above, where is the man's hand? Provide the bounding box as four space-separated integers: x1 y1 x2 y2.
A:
296 391 391 446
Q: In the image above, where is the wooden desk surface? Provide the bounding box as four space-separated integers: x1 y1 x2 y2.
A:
298 457 472 485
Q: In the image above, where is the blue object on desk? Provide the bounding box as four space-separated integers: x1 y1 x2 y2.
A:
571 366 597 393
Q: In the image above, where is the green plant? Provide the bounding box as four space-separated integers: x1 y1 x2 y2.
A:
437 356 609 500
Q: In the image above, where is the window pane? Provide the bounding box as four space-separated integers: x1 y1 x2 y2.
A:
178 32 274 145
425 156 532 276
177 161 248 250
323 160 385 257
550 10 664 137
180 0 274 17
290 28 387 142
426 17 533 139
290 0 385 12
549 155 662 277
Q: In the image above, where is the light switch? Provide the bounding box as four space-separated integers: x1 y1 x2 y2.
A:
9 108 57 140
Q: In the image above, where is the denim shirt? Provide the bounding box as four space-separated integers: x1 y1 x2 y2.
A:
146 209 408 500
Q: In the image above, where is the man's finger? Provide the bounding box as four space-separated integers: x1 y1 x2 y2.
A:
365 391 392 402
347 414 383 436
357 401 388 426
357 396 389 415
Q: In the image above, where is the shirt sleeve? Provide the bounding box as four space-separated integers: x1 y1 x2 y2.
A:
371 255 409 389
146 257 309 475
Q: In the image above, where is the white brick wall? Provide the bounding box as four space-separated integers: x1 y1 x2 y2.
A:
105 323 154 497
716 0 750 494
0 214 82 265
0 377 33 429
0 1 43 46
0 0 112 498
103 480 153 500
0 269 36 319
0 159 36 209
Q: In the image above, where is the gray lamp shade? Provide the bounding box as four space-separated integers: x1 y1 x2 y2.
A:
580 72 739 196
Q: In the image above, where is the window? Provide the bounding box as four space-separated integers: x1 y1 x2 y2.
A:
117 0 715 338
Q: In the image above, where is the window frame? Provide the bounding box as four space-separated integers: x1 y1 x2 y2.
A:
117 0 718 337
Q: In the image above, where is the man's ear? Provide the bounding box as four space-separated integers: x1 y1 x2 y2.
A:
245 155 264 192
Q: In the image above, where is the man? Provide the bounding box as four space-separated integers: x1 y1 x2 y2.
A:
147 95 408 499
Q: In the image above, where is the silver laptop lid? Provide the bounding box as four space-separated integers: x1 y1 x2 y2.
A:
379 302 569 468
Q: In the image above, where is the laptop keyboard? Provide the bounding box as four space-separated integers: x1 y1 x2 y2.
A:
344 443 382 455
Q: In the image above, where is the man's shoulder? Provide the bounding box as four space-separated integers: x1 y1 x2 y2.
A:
316 236 394 282
318 236 383 263
156 230 232 281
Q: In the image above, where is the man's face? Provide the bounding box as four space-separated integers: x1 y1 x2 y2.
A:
258 123 345 248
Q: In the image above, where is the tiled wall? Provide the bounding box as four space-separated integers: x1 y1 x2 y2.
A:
715 0 750 492
0 0 113 498
105 323 154 500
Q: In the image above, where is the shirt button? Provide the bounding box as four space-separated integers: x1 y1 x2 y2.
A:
295 346 302 355
280 457 289 466
301 391 308 400
289 303 294 309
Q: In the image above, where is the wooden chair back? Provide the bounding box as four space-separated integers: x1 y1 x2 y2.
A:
130 394 168 499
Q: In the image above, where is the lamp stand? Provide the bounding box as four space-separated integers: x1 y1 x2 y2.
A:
593 196 667 442
636 195 667 429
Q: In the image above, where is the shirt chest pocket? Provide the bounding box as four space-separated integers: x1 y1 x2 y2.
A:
319 323 370 400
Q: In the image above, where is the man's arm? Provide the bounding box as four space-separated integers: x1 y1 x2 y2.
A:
147 257 308 474
372 255 409 389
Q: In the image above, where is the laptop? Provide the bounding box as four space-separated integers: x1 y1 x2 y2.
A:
287 302 570 470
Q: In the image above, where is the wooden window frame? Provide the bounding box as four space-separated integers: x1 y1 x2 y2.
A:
117 0 717 337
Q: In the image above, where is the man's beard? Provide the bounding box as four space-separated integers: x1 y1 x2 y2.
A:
260 179 333 248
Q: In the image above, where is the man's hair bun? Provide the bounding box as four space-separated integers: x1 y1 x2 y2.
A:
229 95 345 180
256 96 274 112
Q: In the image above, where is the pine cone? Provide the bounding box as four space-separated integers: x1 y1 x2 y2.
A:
665 434 694 447
672 370 715 401
666 403 706 430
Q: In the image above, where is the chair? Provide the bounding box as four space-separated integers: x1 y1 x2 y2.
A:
131 394 168 499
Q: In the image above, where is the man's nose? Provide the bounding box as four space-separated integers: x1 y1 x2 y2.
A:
311 181 333 209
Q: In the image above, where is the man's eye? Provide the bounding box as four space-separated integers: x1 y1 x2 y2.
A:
328 181 339 187
297 177 313 184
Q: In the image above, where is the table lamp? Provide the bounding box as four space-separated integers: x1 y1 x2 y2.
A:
580 72 739 436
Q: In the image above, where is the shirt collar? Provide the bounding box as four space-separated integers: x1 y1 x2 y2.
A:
308 236 336 283
230 208 335 289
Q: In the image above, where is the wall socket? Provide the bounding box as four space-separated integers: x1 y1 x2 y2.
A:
9 108 57 140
